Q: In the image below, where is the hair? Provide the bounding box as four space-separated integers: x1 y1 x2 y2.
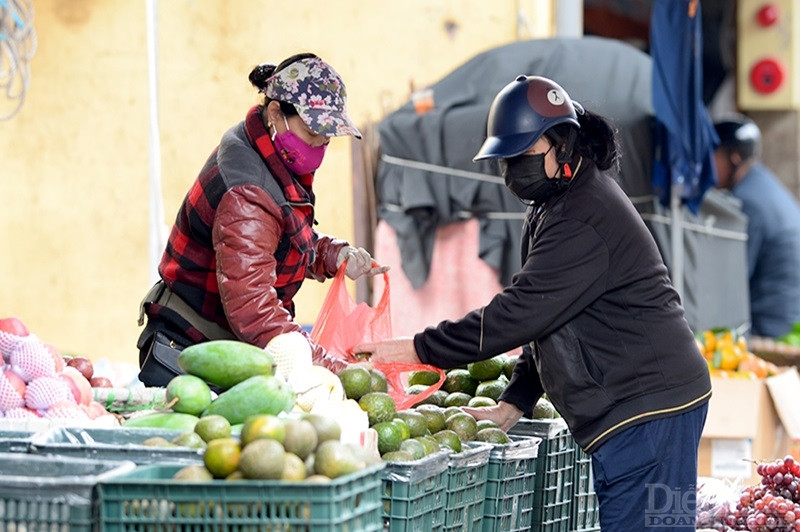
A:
248 52 318 116
714 115 761 161
547 109 621 173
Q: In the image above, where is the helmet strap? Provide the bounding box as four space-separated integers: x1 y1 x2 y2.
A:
556 128 578 179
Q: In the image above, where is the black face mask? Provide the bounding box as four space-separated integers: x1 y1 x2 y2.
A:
500 149 560 204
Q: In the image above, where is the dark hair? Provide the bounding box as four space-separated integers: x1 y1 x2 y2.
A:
714 115 761 160
548 109 620 173
248 52 318 116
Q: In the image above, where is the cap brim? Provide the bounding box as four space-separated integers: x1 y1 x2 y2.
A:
298 106 362 139
473 131 538 161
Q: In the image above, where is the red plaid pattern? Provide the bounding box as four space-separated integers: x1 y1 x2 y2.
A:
152 106 317 337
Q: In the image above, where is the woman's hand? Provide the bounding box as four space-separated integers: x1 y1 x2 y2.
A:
337 246 390 280
352 337 420 364
462 400 524 432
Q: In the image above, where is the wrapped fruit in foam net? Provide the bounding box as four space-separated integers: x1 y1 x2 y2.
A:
264 331 313 380
44 400 90 421
0 369 26 410
4 407 41 419
10 336 56 382
25 376 74 410
288 365 346 412
0 317 30 363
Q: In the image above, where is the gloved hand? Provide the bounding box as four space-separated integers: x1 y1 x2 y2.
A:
336 246 390 280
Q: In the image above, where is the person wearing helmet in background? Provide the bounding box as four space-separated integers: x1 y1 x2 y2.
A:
713 115 800 339
356 76 711 530
136 53 388 386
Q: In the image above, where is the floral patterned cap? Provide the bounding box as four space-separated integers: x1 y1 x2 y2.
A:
263 56 362 139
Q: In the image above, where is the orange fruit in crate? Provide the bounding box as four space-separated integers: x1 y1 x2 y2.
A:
737 353 769 379
204 437 241 478
702 330 717 353
715 344 744 371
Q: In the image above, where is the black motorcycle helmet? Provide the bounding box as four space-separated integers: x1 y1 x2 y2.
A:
474 75 582 161
713 115 761 161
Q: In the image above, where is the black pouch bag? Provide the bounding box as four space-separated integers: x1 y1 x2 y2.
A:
137 328 190 388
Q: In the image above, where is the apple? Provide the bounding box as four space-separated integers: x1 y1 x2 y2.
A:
89 376 113 388
81 400 109 419
0 369 27 409
0 317 29 337
45 343 65 373
59 366 93 406
67 356 94 381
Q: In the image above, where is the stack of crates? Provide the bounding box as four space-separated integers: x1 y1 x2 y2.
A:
0 452 136 531
481 435 542 531
509 418 575 531
96 462 387 531
382 450 449 531
443 442 491 531
571 446 601 531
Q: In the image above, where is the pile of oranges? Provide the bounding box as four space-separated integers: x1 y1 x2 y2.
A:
696 329 781 379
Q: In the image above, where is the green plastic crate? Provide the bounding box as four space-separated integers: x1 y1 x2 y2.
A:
571 446 601 531
0 452 136 532
509 418 575 532
382 450 449 532
96 462 386 531
481 435 541 532
443 442 491 531
26 426 203 465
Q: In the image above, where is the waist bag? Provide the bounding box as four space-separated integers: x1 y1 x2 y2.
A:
137 280 235 387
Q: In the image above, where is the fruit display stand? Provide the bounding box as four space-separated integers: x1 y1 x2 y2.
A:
481 434 542 532
25 426 204 465
0 452 136 531
95 462 386 531
509 418 576 531
443 442 492 531
382 450 450 531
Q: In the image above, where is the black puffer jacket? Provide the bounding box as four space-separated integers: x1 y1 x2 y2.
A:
414 159 711 452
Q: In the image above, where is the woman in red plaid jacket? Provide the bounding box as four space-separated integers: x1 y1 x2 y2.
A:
137 53 386 386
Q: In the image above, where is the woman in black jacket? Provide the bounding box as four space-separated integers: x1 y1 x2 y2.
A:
356 75 711 531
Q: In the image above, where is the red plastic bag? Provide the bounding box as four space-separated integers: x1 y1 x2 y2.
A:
311 263 444 409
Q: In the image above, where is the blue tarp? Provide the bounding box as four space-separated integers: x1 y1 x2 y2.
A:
651 0 719 214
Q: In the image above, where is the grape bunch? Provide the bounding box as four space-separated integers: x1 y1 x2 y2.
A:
727 456 800 531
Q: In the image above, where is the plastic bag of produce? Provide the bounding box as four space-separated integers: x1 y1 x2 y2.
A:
311 263 444 409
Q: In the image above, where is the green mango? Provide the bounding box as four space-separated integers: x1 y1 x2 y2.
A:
202 375 295 425
178 340 276 390
123 412 200 432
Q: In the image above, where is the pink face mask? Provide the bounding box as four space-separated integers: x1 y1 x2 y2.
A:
272 115 327 175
